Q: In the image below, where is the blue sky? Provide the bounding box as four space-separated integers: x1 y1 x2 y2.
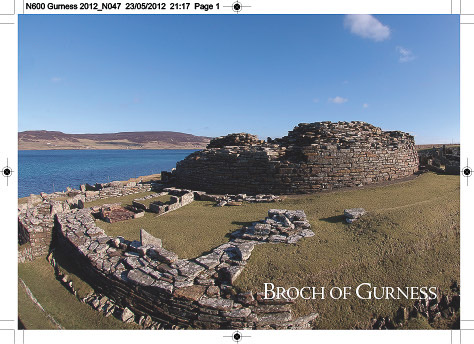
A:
19 15 459 144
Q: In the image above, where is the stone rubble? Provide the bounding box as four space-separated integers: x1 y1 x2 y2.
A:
19 181 157 262
55 207 318 329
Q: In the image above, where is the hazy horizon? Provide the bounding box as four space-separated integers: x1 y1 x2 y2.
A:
19 15 460 145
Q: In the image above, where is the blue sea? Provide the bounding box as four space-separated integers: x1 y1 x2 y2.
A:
18 149 197 198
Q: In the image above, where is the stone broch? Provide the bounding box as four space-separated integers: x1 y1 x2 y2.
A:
174 121 419 195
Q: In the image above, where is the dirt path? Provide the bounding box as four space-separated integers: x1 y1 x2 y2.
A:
372 195 450 213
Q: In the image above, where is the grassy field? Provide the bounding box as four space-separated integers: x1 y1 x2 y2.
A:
18 257 139 329
138 194 173 208
90 172 459 329
84 191 157 208
21 172 458 329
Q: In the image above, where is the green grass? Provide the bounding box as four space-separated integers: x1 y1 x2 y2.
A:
84 191 156 208
94 172 459 329
139 194 172 207
18 258 139 329
18 282 57 329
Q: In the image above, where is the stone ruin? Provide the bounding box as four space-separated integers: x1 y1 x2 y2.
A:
174 121 419 195
55 207 318 329
95 203 144 223
18 178 320 329
18 181 153 262
418 145 460 175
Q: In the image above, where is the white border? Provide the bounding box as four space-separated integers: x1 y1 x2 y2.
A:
2 1 471 343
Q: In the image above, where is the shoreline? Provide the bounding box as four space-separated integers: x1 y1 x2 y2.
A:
18 147 204 151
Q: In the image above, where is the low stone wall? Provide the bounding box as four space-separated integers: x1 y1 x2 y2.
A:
18 202 56 261
84 183 154 203
55 208 318 329
176 121 419 195
148 188 194 215
18 181 158 262
132 192 169 211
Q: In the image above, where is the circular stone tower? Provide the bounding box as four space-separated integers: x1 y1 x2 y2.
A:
175 121 419 195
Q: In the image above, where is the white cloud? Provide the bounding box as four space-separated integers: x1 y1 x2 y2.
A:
342 80 349 85
363 103 369 108
51 77 63 83
313 98 320 103
344 14 391 42
328 96 348 104
396 46 416 63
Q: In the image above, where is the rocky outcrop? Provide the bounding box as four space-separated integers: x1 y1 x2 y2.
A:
175 121 419 195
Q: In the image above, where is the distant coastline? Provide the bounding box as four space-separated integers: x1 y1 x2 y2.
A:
18 130 211 150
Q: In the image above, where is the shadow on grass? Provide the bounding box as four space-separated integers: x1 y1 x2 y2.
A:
319 215 346 224
18 317 26 329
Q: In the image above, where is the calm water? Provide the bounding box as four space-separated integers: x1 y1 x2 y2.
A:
18 149 197 198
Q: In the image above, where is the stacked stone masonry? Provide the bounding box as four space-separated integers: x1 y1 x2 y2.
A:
18 181 157 262
175 121 419 194
55 208 318 329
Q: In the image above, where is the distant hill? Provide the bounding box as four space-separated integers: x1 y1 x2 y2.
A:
19 130 212 150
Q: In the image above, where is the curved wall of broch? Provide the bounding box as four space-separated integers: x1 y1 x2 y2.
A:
175 121 419 194
55 206 318 329
20 182 318 329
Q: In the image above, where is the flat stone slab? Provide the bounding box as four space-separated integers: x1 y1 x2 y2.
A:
140 228 162 248
148 247 178 264
127 269 155 286
173 285 206 301
195 252 222 269
178 261 206 279
150 279 173 295
198 297 234 311
344 208 367 219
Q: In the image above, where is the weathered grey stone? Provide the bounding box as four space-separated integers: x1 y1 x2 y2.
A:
140 228 162 248
215 200 227 207
299 229 315 238
121 307 135 323
232 242 255 261
268 235 287 243
178 261 206 279
127 269 155 286
195 252 222 269
344 208 367 219
150 279 173 295
148 247 179 264
198 297 234 311
222 308 252 318
257 312 292 324
173 285 206 301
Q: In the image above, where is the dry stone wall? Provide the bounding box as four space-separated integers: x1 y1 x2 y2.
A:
175 121 419 194
55 208 318 329
18 181 157 262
